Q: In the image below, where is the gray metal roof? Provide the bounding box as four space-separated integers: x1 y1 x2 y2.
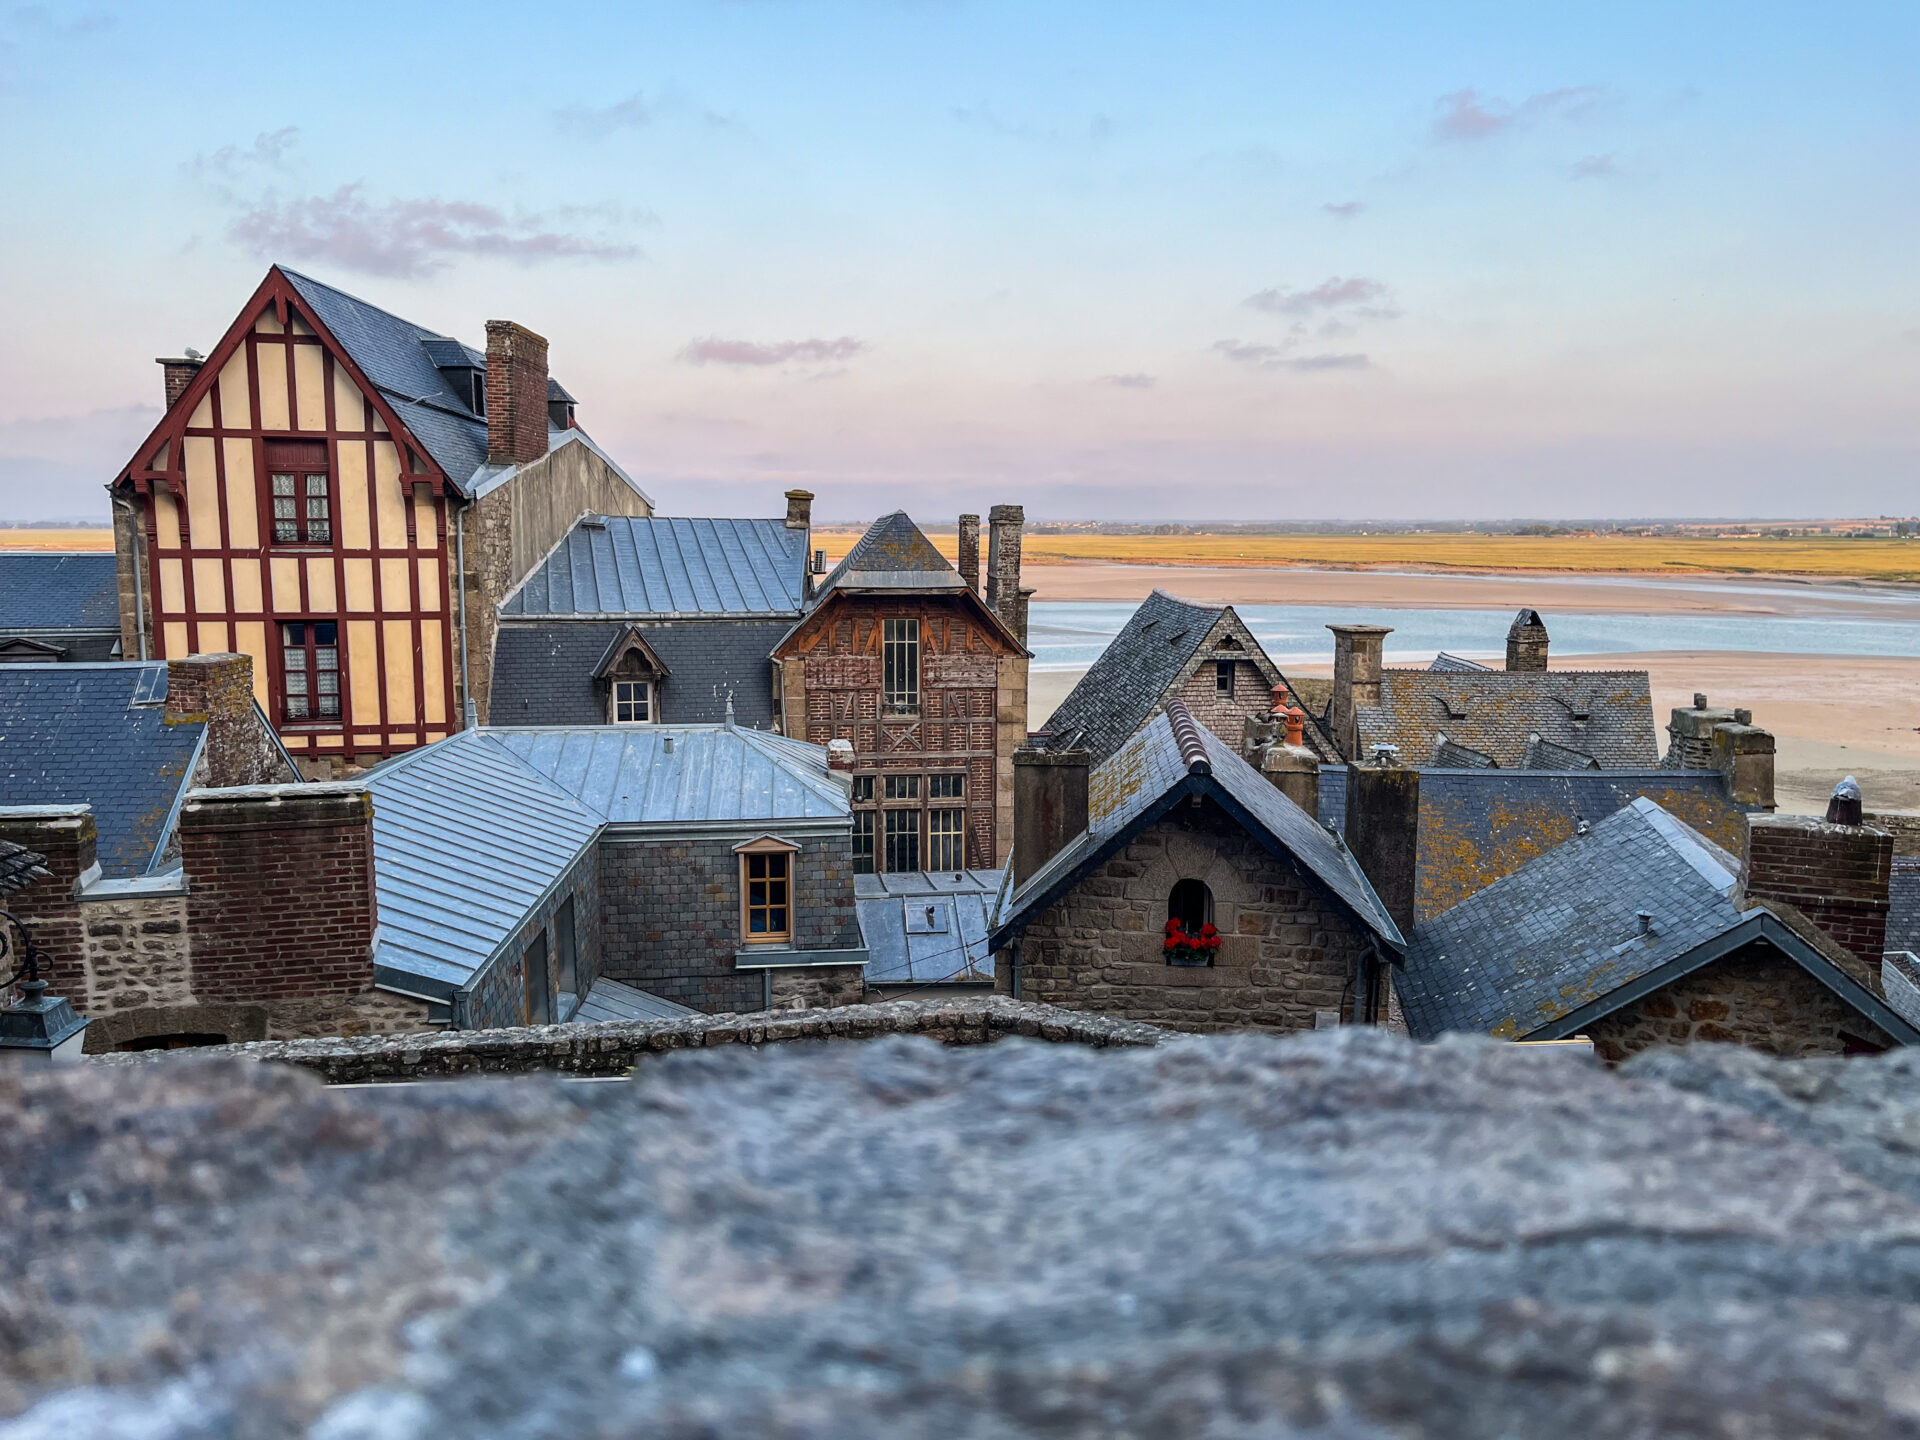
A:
994 701 1402 951
0 553 120 634
0 663 201 878
365 724 849 997
1398 798 1745 1039
1430 652 1492 672
500 516 807 618
570 975 701 1023
857 869 1006 984
493 726 847 825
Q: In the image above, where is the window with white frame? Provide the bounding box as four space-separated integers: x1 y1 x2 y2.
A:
883 617 920 714
612 679 652 724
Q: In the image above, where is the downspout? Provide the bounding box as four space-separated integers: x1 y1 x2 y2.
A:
454 498 473 727
762 968 772 1012
1009 938 1021 1003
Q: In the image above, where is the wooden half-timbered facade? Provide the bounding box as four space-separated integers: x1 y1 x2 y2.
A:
110 265 652 773
774 510 1030 869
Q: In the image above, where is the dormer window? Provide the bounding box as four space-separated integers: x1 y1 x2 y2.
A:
470 372 487 417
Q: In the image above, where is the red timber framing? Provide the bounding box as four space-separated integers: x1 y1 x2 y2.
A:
782 592 1013 870
112 267 460 762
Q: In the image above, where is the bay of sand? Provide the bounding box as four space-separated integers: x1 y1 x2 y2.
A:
1022 564 1920 817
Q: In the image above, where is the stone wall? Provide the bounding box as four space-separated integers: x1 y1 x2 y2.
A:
93 995 1169 1082
1585 942 1896 1062
599 831 861 1014
767 963 867 1010
999 797 1371 1034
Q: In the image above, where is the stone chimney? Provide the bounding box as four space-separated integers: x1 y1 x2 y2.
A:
484 320 551 466
1664 694 1739 770
157 356 204 411
1714 714 1777 810
957 514 981 594
785 489 814 531
181 785 378 1005
1344 759 1419 937
1505 608 1549 672
986 505 1024 636
1327 625 1391 763
1741 784 1891 969
166 654 282 789
1012 746 1088 889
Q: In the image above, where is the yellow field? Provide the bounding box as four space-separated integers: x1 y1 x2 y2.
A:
0 529 114 551
813 529 1920 582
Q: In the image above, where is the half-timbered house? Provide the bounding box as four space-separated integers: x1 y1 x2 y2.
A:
108 265 652 774
772 507 1030 869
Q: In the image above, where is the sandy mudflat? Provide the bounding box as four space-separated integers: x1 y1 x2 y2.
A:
1030 650 1920 817
1024 562 1918 621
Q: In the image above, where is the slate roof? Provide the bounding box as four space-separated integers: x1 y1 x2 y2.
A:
857 869 1007 985
363 724 850 1001
813 511 964 598
1317 764 1757 921
1040 590 1312 766
0 553 120 634
491 618 792 728
1396 797 1920 1046
994 700 1402 951
279 268 640 501
0 663 201 877
1890 858 1920 957
1357 668 1658 770
499 517 807 618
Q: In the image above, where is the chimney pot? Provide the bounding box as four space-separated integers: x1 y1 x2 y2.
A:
1694 693 1709 709
1828 775 1864 826
485 320 551 466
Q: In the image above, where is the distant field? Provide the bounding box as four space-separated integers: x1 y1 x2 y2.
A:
0 528 113 551
813 529 1920 582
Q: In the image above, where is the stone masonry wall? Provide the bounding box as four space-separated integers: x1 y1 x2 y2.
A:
1000 798 1370 1034
599 832 862 1014
1585 942 1895 1063
92 996 1169 1083
767 963 867 1010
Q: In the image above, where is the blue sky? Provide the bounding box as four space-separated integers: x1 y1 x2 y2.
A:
2 0 1916 522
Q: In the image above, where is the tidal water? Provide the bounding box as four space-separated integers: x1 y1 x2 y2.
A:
1027 598 1920 671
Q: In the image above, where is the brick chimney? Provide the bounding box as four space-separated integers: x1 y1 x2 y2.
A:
1344 758 1419 937
485 320 551 466
986 505 1024 636
1012 747 1088 889
157 356 204 411
1327 624 1391 763
1505 608 1549 672
957 514 981 593
181 785 378 1005
1741 786 1891 969
167 653 282 789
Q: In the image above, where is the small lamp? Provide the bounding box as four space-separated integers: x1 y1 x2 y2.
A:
0 842 89 1066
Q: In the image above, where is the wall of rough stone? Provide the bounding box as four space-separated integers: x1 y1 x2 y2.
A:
767 963 867 1010
598 831 861 1014
76 891 191 1024
999 797 1370 1034
1585 942 1895 1063
91 995 1169 1082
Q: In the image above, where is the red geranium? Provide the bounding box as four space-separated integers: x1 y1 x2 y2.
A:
1164 919 1224 955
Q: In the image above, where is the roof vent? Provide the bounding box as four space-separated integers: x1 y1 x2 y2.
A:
580 515 608 530
663 735 675 755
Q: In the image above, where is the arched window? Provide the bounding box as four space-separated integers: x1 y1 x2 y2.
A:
1165 879 1217 967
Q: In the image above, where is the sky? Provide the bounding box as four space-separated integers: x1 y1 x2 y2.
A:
1 1 1917 523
